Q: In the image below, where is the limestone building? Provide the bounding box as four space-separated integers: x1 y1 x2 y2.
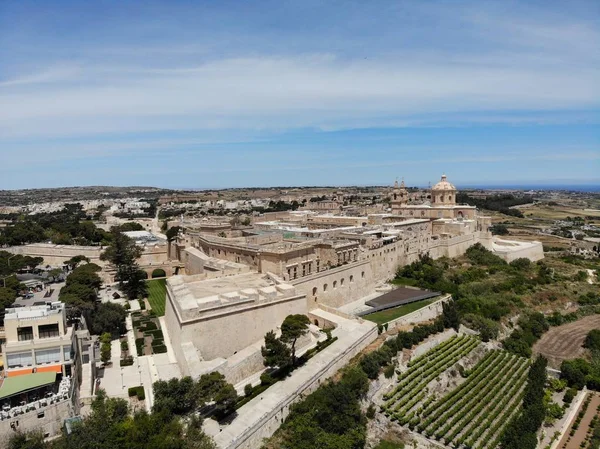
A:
2 303 74 378
164 272 308 383
391 174 477 220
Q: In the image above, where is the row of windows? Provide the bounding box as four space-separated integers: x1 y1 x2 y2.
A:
17 324 60 341
312 271 365 296
6 346 71 369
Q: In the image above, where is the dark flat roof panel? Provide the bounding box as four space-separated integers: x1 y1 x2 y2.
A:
361 286 441 315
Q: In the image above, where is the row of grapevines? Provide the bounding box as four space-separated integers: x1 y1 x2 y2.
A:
424 353 519 436
385 335 476 403
385 337 479 412
418 351 512 431
445 359 529 446
479 390 526 449
419 349 505 420
407 334 465 369
461 361 528 448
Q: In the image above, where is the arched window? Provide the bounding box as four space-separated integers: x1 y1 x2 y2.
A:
312 287 318 296
361 271 365 278
340 278 345 286
323 283 328 292
333 280 337 288
350 275 354 283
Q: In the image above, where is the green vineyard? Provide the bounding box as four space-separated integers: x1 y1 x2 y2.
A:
382 335 529 449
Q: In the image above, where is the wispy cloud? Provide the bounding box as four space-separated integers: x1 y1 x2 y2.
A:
0 0 598 188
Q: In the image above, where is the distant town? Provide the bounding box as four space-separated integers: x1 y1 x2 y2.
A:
0 177 598 448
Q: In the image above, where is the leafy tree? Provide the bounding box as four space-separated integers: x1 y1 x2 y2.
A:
360 353 382 379
166 226 181 242
490 224 509 235
114 222 144 232
101 231 147 300
585 330 600 351
262 330 292 369
442 300 460 331
100 341 111 365
153 373 238 420
153 376 199 415
213 383 238 419
64 255 90 271
7 431 46 449
47 268 64 282
39 389 217 449
280 314 311 366
265 366 368 449
560 358 591 389
89 302 127 336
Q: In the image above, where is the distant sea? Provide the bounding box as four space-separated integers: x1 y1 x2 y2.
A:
458 184 600 192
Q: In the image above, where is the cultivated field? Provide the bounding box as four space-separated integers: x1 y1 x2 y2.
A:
382 336 529 449
533 315 600 369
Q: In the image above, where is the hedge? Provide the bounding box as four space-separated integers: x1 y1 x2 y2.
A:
120 357 134 367
152 345 167 354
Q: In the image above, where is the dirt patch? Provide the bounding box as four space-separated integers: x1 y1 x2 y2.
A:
533 315 600 369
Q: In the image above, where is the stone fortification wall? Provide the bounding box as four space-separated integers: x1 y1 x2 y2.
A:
213 318 377 449
165 284 307 363
292 260 374 309
182 247 205 275
6 244 105 267
493 239 544 262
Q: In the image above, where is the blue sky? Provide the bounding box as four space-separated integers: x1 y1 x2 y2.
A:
1 0 599 189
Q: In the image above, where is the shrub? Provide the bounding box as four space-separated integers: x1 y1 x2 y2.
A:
136 386 145 400
142 321 157 331
120 340 128 351
366 404 376 419
384 364 395 379
564 388 577 404
146 329 163 339
120 357 134 367
128 387 137 397
260 372 274 386
138 299 146 310
152 344 167 354
244 384 253 397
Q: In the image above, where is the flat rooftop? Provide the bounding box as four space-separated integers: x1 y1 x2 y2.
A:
360 286 441 315
185 272 273 298
5 303 64 320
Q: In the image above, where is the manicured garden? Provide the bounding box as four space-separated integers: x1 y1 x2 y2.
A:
363 298 437 325
146 278 167 316
131 311 167 355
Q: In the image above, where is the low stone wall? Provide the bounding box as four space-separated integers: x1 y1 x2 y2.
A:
0 400 72 446
388 295 452 329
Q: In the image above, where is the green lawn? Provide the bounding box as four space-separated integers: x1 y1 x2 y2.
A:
362 298 436 325
146 279 167 316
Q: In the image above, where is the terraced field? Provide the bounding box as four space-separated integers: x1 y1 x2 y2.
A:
533 315 600 369
382 336 529 449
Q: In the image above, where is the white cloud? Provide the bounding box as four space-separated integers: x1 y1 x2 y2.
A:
0 53 598 140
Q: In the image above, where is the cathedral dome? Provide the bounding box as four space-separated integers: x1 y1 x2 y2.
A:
432 174 456 191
